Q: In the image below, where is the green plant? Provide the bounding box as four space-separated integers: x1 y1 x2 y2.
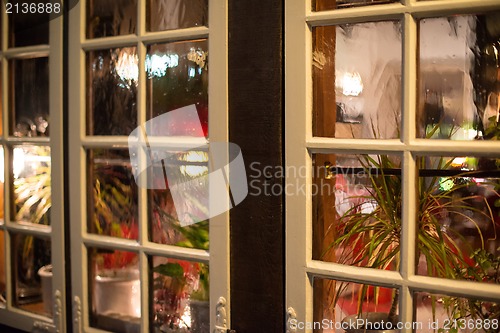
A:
439 249 500 333
326 153 495 324
153 210 210 302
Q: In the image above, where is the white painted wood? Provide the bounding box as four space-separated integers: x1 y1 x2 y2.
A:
286 1 500 332
69 0 229 332
0 3 66 332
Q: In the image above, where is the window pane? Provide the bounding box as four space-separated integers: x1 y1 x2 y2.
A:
151 256 209 332
86 0 137 39
10 57 50 137
0 147 4 222
12 233 51 317
12 146 51 226
0 68 3 137
87 149 138 240
8 10 49 47
414 291 500 333
146 40 208 137
313 22 402 139
149 151 209 250
312 153 401 270
0 230 5 306
313 0 398 11
86 47 138 136
89 247 140 332
419 13 500 140
147 0 208 32
313 278 399 333
416 155 500 280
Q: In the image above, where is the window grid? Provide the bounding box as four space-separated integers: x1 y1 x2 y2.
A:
0 8 65 332
69 0 228 332
286 0 500 330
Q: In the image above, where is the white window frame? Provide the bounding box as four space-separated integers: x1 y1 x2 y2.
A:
285 0 500 331
68 1 229 332
0 7 66 333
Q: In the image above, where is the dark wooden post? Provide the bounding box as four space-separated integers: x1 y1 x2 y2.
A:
228 0 284 332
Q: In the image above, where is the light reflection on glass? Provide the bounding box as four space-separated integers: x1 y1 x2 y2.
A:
151 256 209 333
12 146 51 226
146 54 179 78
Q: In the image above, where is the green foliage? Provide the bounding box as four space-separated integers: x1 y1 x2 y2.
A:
154 263 185 279
327 153 494 319
443 248 500 333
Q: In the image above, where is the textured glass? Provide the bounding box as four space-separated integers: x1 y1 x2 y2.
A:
0 147 4 222
416 155 500 281
12 146 51 226
89 247 140 332
313 22 402 139
86 0 137 38
151 256 209 333
149 151 209 249
311 153 401 269
147 0 208 32
12 233 51 316
415 291 500 333
10 57 50 137
8 11 49 47
0 68 2 137
147 40 208 137
87 149 138 239
86 47 138 135
313 0 397 10
419 13 500 140
0 230 5 305
313 278 399 332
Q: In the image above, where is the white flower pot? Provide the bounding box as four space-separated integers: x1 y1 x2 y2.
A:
94 269 141 318
37 265 53 316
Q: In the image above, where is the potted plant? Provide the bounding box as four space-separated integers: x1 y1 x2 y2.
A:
12 147 139 315
326 152 496 332
12 146 52 308
151 213 209 333
93 246 140 318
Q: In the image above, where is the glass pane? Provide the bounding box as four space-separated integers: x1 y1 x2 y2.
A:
0 230 5 305
313 22 402 139
87 47 138 135
0 147 4 222
8 9 49 47
151 256 209 332
87 149 138 239
415 291 500 333
10 57 50 137
149 151 209 249
313 278 399 333
313 0 398 11
312 153 401 271
419 13 500 140
89 247 140 332
146 40 208 137
147 0 208 32
0 68 3 137
416 155 500 281
12 146 51 226
12 233 51 317
86 0 137 39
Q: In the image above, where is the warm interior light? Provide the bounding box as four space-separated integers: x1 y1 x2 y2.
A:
146 53 179 77
116 49 139 84
180 151 209 178
13 148 25 180
451 157 466 168
341 72 363 96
